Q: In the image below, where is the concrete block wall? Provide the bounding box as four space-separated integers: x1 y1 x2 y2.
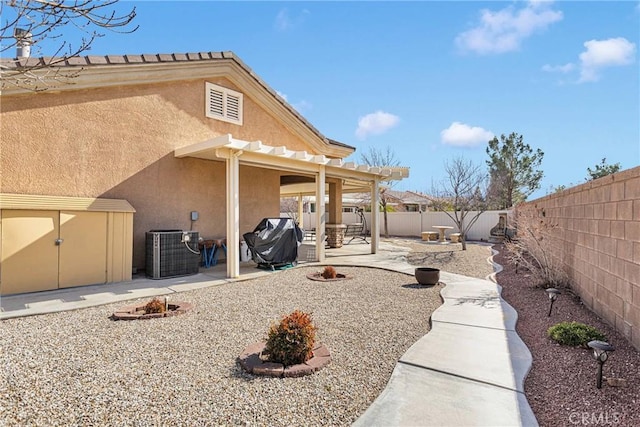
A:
524 166 640 350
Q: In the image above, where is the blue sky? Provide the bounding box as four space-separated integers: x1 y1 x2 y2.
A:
16 1 640 200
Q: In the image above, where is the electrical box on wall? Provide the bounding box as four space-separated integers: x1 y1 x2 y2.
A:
191 211 199 221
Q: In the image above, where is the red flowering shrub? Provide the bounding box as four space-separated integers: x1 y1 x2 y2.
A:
321 266 337 280
265 310 317 366
144 298 165 314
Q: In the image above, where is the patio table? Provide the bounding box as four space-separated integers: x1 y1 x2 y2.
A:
432 225 453 243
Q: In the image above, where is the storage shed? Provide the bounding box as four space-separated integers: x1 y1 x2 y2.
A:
0 194 135 295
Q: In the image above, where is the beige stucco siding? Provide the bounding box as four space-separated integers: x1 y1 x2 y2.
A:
1 77 315 195
1 77 300 270
100 159 279 269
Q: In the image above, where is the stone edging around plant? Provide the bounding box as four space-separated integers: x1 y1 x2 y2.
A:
111 302 194 320
306 272 353 282
238 342 331 378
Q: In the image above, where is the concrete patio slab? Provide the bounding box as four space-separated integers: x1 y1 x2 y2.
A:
24 299 65 309
0 264 263 319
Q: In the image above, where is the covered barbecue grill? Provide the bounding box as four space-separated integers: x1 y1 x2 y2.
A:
243 218 303 270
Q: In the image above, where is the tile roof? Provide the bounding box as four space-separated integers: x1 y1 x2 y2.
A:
0 51 232 68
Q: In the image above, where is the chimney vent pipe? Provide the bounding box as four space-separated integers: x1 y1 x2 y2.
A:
14 28 32 58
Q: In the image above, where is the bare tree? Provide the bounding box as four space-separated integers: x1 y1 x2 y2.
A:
359 146 400 238
430 157 488 250
504 205 568 288
280 197 300 224
1 0 137 91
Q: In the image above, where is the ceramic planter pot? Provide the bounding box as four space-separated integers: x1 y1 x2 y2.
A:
415 267 440 286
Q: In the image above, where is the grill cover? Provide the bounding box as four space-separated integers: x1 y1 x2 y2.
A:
243 218 303 267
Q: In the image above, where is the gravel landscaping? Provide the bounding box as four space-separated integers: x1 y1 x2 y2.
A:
4 240 634 426
1 265 443 426
389 238 495 280
494 244 640 427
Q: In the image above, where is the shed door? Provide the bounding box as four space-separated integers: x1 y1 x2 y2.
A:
58 211 107 288
1 210 60 294
1 210 108 295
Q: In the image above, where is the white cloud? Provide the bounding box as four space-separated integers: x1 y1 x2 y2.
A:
440 122 494 147
274 8 310 32
541 63 574 73
578 37 636 82
355 111 400 140
455 1 562 55
275 9 292 31
542 37 636 83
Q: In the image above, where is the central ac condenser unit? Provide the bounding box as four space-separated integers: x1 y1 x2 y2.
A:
145 230 200 279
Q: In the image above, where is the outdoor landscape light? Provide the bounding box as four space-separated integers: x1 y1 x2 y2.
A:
546 288 561 317
587 340 615 389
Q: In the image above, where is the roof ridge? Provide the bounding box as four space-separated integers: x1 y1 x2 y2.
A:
0 51 236 67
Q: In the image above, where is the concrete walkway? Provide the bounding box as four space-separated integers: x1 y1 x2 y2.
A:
0 240 538 426
353 270 537 426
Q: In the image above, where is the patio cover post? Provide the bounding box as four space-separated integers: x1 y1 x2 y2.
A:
328 180 343 224
226 149 241 278
297 193 304 229
315 165 326 261
371 178 380 254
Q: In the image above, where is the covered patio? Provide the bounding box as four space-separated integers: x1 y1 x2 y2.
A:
175 133 408 279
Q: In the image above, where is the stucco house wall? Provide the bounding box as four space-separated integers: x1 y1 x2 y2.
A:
1 76 314 270
522 166 640 350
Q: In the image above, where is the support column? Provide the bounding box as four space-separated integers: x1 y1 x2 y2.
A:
326 179 346 248
226 149 241 278
371 178 380 254
315 166 326 262
328 180 343 225
297 193 304 229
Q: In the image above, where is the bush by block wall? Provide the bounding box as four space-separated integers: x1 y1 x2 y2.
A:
522 166 640 350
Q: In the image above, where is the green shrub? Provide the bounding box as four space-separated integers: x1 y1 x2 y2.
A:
547 321 606 346
265 310 317 366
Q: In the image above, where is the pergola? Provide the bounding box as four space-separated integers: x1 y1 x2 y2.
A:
176 133 408 278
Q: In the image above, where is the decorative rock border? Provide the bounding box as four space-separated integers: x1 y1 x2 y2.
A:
238 342 331 378
111 302 193 320
306 272 353 282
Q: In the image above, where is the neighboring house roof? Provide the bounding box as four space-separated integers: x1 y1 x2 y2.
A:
387 190 432 205
0 51 354 158
347 190 432 206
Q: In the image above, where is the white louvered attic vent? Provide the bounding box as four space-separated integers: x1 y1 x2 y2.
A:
205 82 243 125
